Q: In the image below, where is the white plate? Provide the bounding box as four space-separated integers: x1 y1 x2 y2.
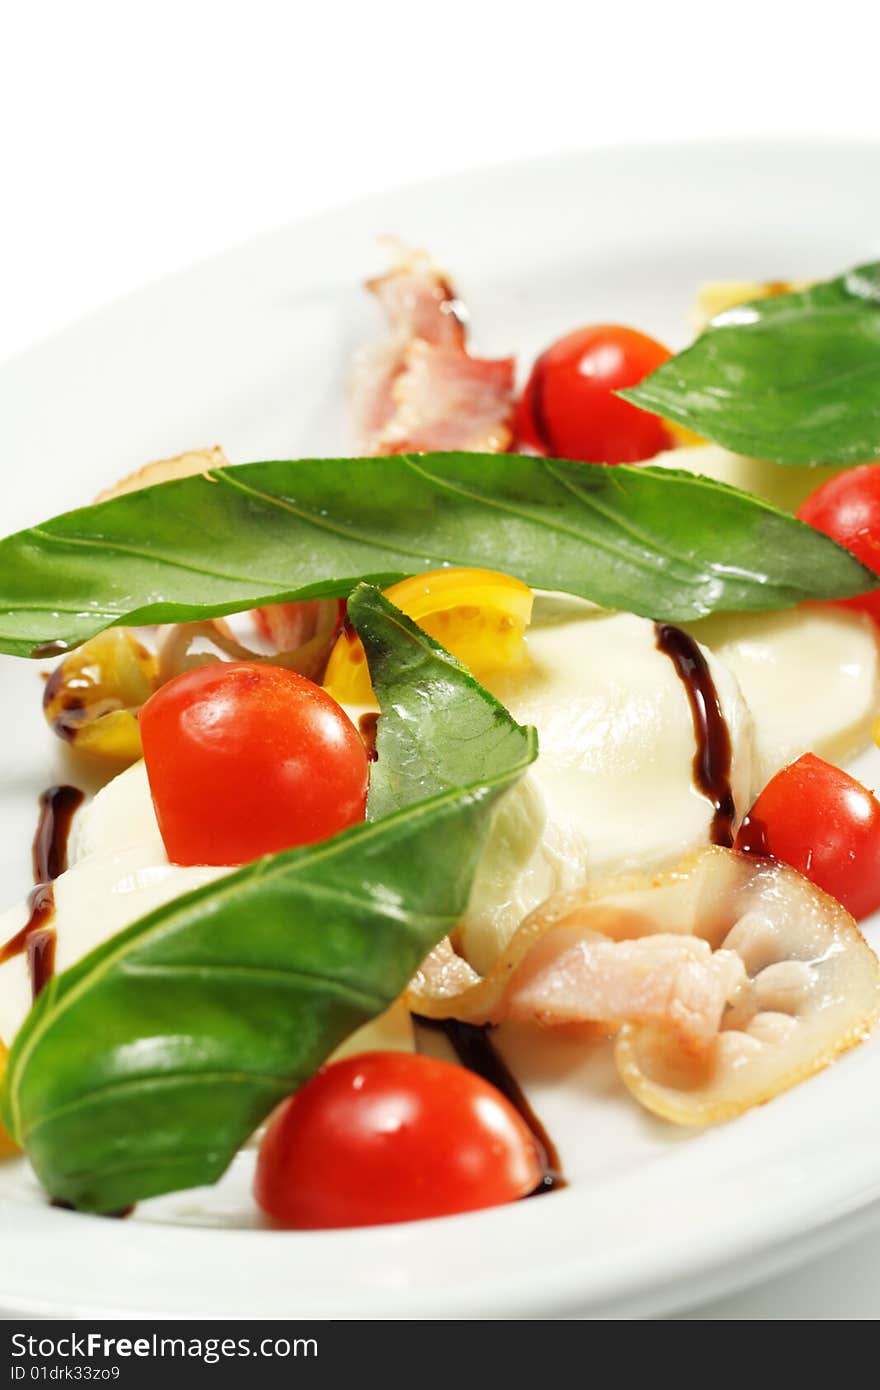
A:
2 139 880 1321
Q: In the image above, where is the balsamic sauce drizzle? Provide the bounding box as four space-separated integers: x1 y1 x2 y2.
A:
30 640 70 660
50 1198 135 1219
358 711 380 762
0 883 57 1000
3 785 134 1217
413 1014 565 1195
408 625 734 1204
32 784 83 883
654 623 736 848
0 784 83 1002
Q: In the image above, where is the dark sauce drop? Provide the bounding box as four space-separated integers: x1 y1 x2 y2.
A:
0 784 83 1003
50 1198 135 1219
0 882 56 1000
32 784 84 883
31 639 71 659
358 711 380 762
27 915 58 999
732 813 769 857
523 351 558 456
654 623 736 848
413 1014 565 1195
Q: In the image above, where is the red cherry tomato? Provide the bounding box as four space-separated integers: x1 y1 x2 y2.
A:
734 753 880 920
515 324 673 463
139 662 369 866
254 1051 543 1229
797 464 880 624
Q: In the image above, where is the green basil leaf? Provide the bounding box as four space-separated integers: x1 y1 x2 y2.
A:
1 584 537 1212
360 588 529 822
621 265 880 466
0 452 873 659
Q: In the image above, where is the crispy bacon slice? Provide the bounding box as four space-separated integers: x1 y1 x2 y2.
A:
504 929 745 1052
409 923 745 1054
407 848 880 1124
367 247 467 351
351 245 515 455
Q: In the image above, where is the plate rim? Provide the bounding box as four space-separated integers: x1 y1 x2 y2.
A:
3 135 880 1320
4 132 880 376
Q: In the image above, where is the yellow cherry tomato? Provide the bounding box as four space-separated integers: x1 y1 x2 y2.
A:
665 419 706 449
42 628 158 765
324 568 534 704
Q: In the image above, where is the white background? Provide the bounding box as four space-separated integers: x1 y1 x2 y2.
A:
3 0 880 1319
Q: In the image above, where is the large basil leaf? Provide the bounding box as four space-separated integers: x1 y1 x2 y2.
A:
0 452 873 659
1 584 537 1212
621 265 880 466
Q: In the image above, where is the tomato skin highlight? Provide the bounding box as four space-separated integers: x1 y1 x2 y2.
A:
515 324 673 464
254 1051 543 1229
734 753 880 920
797 464 880 623
139 662 369 866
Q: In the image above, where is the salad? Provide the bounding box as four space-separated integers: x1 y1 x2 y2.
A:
1 247 880 1230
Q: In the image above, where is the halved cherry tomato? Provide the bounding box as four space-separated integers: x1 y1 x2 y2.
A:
515 324 673 463
323 568 533 705
139 662 369 866
254 1051 543 1229
734 752 880 920
797 464 880 624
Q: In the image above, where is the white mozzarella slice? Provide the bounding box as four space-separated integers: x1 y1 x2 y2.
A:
0 845 228 1047
489 602 753 875
458 600 754 972
686 606 880 788
457 773 593 976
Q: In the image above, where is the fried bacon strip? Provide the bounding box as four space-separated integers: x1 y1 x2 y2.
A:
351 244 516 455
407 848 880 1124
